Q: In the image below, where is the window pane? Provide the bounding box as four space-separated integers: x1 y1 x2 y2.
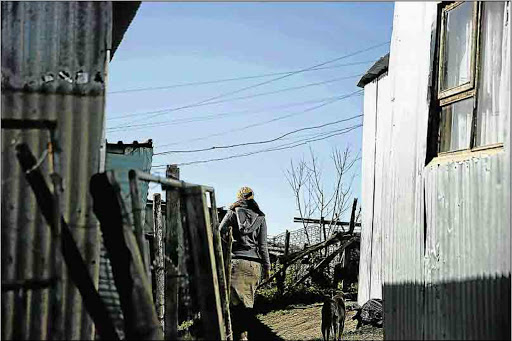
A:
441 2 474 91
439 97 474 152
475 1 506 147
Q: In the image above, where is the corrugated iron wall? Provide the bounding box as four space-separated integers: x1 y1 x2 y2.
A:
96 142 154 339
1 2 112 339
370 2 511 340
380 4 432 339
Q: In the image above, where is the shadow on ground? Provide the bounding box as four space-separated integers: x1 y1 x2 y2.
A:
247 312 284 341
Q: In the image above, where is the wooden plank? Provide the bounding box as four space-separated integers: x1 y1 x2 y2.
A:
129 170 148 271
208 190 233 340
293 236 359 287
184 186 226 340
165 165 180 340
284 230 291 256
348 198 359 234
48 136 65 340
15 143 119 340
90 172 163 340
277 230 291 294
259 231 350 288
153 193 165 333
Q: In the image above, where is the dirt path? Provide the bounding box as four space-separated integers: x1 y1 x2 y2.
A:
255 303 383 340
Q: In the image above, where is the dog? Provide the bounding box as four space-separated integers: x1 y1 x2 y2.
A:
321 292 346 341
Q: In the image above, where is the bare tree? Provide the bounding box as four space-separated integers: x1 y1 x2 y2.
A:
285 146 359 250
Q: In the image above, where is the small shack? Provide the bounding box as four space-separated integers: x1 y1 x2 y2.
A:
357 2 510 340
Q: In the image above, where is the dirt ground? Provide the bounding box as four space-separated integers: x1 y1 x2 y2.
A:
255 302 383 341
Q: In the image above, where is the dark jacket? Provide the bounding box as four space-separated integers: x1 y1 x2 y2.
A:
218 199 270 269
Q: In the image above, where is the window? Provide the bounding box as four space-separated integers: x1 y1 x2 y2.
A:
436 1 508 154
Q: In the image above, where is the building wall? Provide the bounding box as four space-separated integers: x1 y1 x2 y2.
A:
360 2 510 339
96 143 154 339
358 72 390 306
1 2 112 339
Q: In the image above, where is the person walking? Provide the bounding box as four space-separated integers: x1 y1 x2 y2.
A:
219 186 270 341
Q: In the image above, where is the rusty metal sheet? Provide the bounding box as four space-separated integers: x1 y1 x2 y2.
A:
1 1 112 339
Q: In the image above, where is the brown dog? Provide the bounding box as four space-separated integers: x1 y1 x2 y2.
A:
321 293 346 341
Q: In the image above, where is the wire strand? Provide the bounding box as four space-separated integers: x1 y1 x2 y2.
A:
155 89 362 148
106 93 363 132
153 114 362 155
106 74 363 130
107 41 389 122
107 60 377 95
152 124 362 167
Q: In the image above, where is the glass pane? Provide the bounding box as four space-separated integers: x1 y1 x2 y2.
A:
475 1 506 147
439 98 474 152
441 2 474 91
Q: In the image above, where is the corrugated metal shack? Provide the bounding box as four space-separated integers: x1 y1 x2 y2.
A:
357 2 510 340
97 140 154 339
1 2 140 339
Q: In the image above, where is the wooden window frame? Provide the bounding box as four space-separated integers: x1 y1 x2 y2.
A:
426 1 505 165
437 1 480 102
436 1 485 155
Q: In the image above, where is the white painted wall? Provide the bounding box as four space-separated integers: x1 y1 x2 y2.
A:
357 72 390 306
360 2 511 339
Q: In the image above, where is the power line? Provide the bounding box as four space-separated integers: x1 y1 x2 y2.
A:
107 60 376 95
152 124 362 168
153 114 363 155
153 125 360 167
105 94 359 132
107 41 389 122
155 89 362 148
106 73 362 130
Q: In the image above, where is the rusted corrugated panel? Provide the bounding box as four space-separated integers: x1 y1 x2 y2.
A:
1 2 111 340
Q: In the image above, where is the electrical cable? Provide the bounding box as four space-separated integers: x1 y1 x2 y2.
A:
106 73 362 130
153 114 362 155
107 41 389 122
108 60 377 95
155 89 362 148
106 92 363 132
151 124 362 167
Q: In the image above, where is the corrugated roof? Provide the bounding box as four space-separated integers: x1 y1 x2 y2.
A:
357 53 389 88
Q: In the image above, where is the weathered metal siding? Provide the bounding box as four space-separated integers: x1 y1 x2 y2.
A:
358 78 377 306
373 2 511 340
105 143 154 221
97 142 154 339
381 4 432 339
1 2 112 340
358 71 390 306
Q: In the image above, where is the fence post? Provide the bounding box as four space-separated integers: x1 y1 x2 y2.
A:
165 165 180 340
277 230 291 294
208 190 233 340
348 198 358 235
153 193 165 333
129 171 147 271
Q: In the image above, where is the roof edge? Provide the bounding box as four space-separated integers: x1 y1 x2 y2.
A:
357 53 390 88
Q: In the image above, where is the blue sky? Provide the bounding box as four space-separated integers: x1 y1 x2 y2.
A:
106 2 394 236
